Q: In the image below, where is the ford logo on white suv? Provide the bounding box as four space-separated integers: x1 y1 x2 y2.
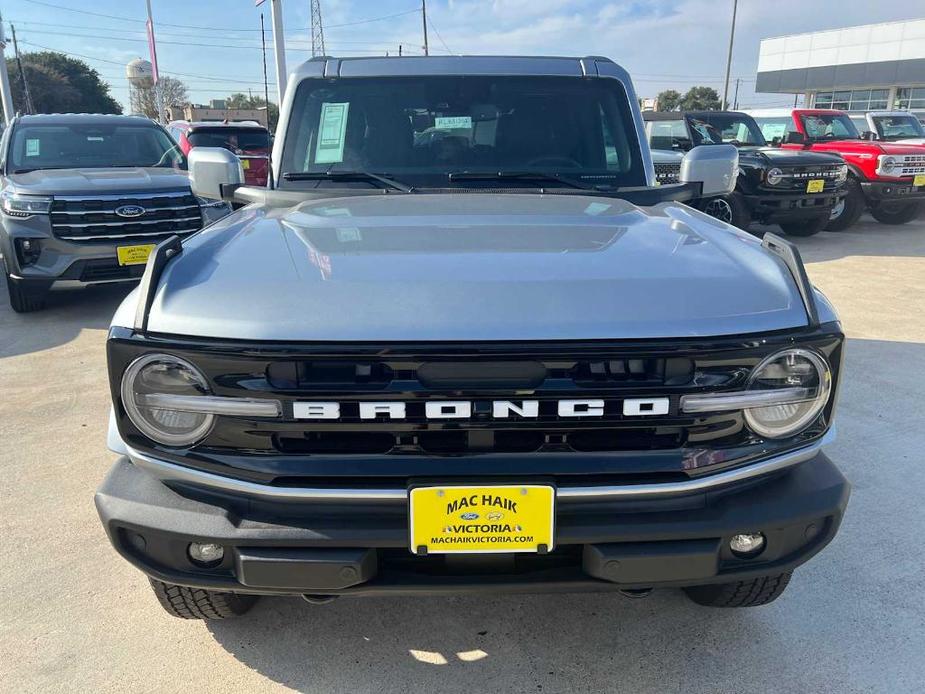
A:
115 205 146 218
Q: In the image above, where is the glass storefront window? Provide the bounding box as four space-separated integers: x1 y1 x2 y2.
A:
814 88 896 112
896 87 925 111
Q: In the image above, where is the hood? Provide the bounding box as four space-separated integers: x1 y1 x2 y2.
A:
650 149 684 164
126 193 810 342
807 139 925 156
737 147 844 167
885 137 925 146
6 167 191 196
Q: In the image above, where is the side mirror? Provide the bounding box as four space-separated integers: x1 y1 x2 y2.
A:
861 130 878 141
188 147 244 200
782 131 806 145
680 143 738 197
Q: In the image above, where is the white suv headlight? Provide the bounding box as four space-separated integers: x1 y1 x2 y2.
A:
835 164 848 183
1 191 53 217
877 155 900 175
766 168 784 185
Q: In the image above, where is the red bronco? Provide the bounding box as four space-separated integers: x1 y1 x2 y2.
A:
748 108 925 231
168 121 272 187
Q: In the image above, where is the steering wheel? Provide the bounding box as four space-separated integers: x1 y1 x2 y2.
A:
524 155 583 169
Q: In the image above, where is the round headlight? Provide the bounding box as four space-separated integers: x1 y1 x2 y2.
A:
766 167 784 186
121 354 214 446
743 348 832 439
835 164 848 182
879 156 899 173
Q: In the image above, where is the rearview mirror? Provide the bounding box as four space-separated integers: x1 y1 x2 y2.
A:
680 144 738 197
188 147 244 200
782 131 806 145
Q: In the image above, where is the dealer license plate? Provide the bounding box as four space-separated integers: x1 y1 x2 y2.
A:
409 484 555 555
806 179 825 193
116 244 156 266
241 158 251 170
914 174 925 187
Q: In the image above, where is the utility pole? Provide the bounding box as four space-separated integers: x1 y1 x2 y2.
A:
0 15 16 124
421 0 429 56
721 0 738 110
732 77 740 110
11 25 34 114
145 0 163 122
270 0 288 103
260 13 270 110
310 0 326 57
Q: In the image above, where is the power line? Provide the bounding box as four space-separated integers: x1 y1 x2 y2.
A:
427 17 453 55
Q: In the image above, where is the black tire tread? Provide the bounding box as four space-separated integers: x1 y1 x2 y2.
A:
779 215 828 237
5 271 46 313
824 179 864 232
684 571 792 608
869 201 923 225
149 578 257 620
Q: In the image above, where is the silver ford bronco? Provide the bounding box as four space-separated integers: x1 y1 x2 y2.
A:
96 56 848 620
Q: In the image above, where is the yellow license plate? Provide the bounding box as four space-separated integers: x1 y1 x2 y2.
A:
241 158 251 170
914 174 925 187
806 179 825 193
116 244 155 266
409 485 555 555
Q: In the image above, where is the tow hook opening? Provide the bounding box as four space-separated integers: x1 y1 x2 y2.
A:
302 594 339 605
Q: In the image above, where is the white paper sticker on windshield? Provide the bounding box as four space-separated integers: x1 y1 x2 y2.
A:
435 116 472 130
315 102 350 164
25 139 40 157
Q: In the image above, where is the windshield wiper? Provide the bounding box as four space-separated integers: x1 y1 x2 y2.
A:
282 170 413 193
447 170 605 191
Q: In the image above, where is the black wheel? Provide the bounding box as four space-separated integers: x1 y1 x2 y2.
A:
4 268 49 313
699 192 751 229
779 215 828 237
683 571 792 608
149 578 258 620
824 178 864 231
869 201 923 225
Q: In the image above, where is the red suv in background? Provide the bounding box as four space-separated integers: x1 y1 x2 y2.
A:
168 121 271 187
748 108 925 230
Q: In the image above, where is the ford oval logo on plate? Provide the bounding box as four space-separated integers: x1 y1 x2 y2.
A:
115 205 146 218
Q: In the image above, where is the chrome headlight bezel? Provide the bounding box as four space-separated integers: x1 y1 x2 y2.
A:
742 348 832 440
1 191 53 217
835 164 848 183
877 155 900 176
765 167 785 186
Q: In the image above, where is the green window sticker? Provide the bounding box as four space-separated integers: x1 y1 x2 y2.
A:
25 139 40 157
314 102 350 164
434 116 472 130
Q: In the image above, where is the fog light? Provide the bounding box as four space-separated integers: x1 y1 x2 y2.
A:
729 533 765 557
188 542 224 566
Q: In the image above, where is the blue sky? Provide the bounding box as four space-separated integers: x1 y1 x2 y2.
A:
3 0 921 111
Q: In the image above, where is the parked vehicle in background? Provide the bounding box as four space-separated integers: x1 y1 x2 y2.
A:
168 121 271 187
644 111 848 236
748 108 925 230
650 148 683 184
96 54 850 621
849 111 925 146
0 114 231 312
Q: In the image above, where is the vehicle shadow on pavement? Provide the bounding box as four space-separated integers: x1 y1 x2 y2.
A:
0 282 133 359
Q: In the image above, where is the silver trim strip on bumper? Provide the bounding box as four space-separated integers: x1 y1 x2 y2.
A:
125 429 834 504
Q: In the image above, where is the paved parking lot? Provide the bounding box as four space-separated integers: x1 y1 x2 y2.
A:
1 216 924 694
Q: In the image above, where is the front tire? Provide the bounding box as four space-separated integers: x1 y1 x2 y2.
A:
869 201 923 225
149 579 258 620
824 179 864 231
4 269 49 313
779 215 828 237
683 571 792 608
700 192 751 230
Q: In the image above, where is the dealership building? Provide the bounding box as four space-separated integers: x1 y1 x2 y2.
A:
755 19 925 116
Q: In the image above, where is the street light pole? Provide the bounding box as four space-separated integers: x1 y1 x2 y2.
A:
721 0 738 110
270 0 288 104
421 0 429 56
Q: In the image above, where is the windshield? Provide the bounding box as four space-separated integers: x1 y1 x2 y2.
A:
8 123 186 172
799 113 860 140
188 127 271 155
687 113 766 146
279 76 645 189
871 114 925 139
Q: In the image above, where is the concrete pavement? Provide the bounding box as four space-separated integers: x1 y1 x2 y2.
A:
1 216 923 693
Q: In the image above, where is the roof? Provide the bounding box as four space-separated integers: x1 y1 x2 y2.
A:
291 54 624 81
16 113 156 126
642 111 752 121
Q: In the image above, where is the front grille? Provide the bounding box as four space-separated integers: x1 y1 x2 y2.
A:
897 154 925 177
771 164 844 191
654 163 681 184
51 190 202 241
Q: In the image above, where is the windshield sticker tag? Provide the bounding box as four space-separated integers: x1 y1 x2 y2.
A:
336 227 362 243
315 102 350 164
583 202 611 216
435 116 472 130
25 139 40 157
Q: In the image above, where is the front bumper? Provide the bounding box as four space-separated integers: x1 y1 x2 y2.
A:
860 180 925 202
743 190 843 222
95 450 850 597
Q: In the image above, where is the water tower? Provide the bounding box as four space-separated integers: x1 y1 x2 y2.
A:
126 59 154 116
